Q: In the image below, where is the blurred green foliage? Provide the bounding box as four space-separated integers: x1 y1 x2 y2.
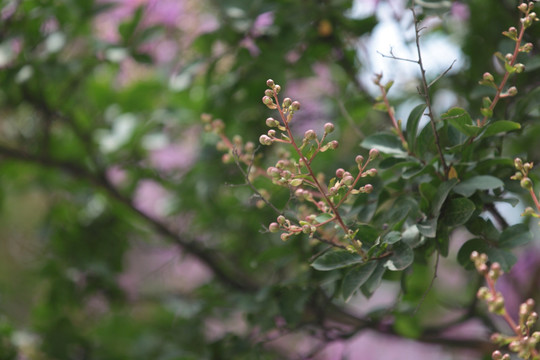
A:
0 0 539 359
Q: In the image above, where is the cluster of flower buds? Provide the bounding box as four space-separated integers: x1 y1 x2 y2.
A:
471 251 540 360
268 214 318 241
201 113 257 164
511 158 540 218
478 2 537 125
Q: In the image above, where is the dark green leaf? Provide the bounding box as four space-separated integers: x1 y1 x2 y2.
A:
406 104 427 152
418 218 437 238
482 120 521 137
311 250 363 271
441 197 475 227
453 176 504 197
360 262 386 298
441 107 479 136
341 261 378 301
361 133 406 156
432 179 458 217
498 224 532 248
383 231 401 245
384 241 413 271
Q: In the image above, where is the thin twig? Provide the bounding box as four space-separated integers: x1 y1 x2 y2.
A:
411 7 449 178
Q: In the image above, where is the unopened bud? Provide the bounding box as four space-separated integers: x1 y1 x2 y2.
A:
515 158 524 170
266 79 275 88
274 85 281 94
263 96 277 109
519 3 528 13
280 233 290 241
363 184 374 193
302 224 311 234
355 155 364 165
507 86 518 96
267 167 280 178
324 122 335 134
505 53 513 62
291 101 301 111
264 89 273 97
266 117 279 127
304 129 317 140
367 168 378 177
269 222 280 232
259 135 273 145
343 175 354 186
521 177 533 190
335 168 345 178
212 119 225 133
369 148 379 160
282 98 292 108
277 215 286 225
329 140 339 149
521 42 534 53
492 350 503 360
483 72 495 83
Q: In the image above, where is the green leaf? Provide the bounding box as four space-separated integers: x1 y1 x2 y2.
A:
361 133 406 156
457 238 517 272
498 224 532 248
441 197 476 227
402 225 422 248
382 231 401 245
406 104 427 152
432 179 458 217
441 107 479 136
314 213 333 224
418 218 437 238
311 250 363 271
453 176 504 197
360 262 386 298
341 261 378 301
384 241 414 271
394 313 422 338
466 217 500 240
482 120 521 137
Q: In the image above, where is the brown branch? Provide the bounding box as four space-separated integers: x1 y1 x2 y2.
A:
0 143 259 292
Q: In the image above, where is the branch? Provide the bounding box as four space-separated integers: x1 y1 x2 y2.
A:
0 143 259 292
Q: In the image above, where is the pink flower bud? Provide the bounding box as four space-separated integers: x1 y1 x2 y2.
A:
266 79 275 88
304 129 317 140
269 222 280 232
324 122 334 134
369 148 379 160
335 168 345 178
291 101 301 111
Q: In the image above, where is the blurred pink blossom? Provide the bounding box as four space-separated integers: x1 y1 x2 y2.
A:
451 2 470 22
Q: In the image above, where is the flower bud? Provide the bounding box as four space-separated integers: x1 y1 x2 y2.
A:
515 158 524 170
212 119 225 133
492 350 503 360
343 175 354 186
302 224 311 234
335 168 345 178
507 86 518 96
514 63 525 73
369 148 379 160
291 101 301 111
282 98 292 108
268 129 276 137
505 53 513 62
521 42 534 53
329 140 339 149
521 177 533 190
274 85 281 94
266 79 275 88
324 122 335 134
524 162 534 172
259 135 273 145
269 222 280 232
304 129 317 140
266 117 279 127
280 233 290 241
367 168 378 177
518 3 528 13
363 184 374 193
244 141 255 153
483 72 495 83
267 167 280 178
222 153 232 163
277 215 286 225
264 89 273 97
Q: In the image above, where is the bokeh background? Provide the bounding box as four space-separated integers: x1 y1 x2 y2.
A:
0 0 539 359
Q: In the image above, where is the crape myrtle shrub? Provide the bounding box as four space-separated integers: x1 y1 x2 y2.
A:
0 0 540 359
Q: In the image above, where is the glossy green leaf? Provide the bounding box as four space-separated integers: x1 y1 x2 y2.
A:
432 179 458 217
441 107 479 136
498 223 532 248
361 133 406 156
360 262 386 298
482 120 521 137
406 104 427 151
383 231 401 245
453 175 504 197
311 250 363 271
418 218 437 238
341 261 378 301
384 241 414 271
441 197 476 227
